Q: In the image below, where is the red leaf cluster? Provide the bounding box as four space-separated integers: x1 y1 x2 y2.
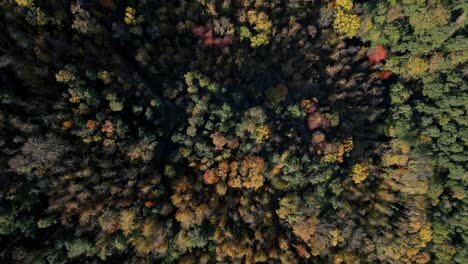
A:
306 99 329 131
379 70 392 80
192 26 232 47
192 26 207 38
368 45 388 65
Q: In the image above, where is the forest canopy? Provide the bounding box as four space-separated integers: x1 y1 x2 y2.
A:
0 0 466 263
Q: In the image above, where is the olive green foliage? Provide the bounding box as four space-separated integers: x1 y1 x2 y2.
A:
365 0 467 262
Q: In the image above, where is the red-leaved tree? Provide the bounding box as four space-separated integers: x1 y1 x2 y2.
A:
192 26 232 47
368 45 388 65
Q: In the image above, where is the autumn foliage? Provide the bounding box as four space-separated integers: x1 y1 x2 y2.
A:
1 0 465 263
193 26 232 47
379 70 392 80
368 45 388 65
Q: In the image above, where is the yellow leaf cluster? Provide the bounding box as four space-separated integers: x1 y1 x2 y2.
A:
332 0 360 39
241 10 272 48
343 137 353 152
451 186 466 200
391 139 411 154
98 71 112 84
419 224 432 245
216 241 250 261
69 95 80 103
335 0 353 11
382 139 410 167
405 57 429 76
321 137 353 163
247 11 272 32
330 229 342 246
255 125 270 141
300 99 312 110
124 7 136 25
363 17 373 33
15 0 33 7
175 203 211 229
55 70 75 83
351 163 369 184
382 154 409 167
333 9 361 39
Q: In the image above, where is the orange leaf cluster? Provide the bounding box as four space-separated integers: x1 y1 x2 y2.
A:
228 156 265 189
86 119 97 129
62 120 74 129
101 120 115 133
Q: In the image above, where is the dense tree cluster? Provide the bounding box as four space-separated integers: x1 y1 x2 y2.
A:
0 0 466 263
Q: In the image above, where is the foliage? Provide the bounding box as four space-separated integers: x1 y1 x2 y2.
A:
15 0 33 7
350 163 369 184
0 0 465 263
364 0 467 262
333 1 361 38
124 7 136 25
